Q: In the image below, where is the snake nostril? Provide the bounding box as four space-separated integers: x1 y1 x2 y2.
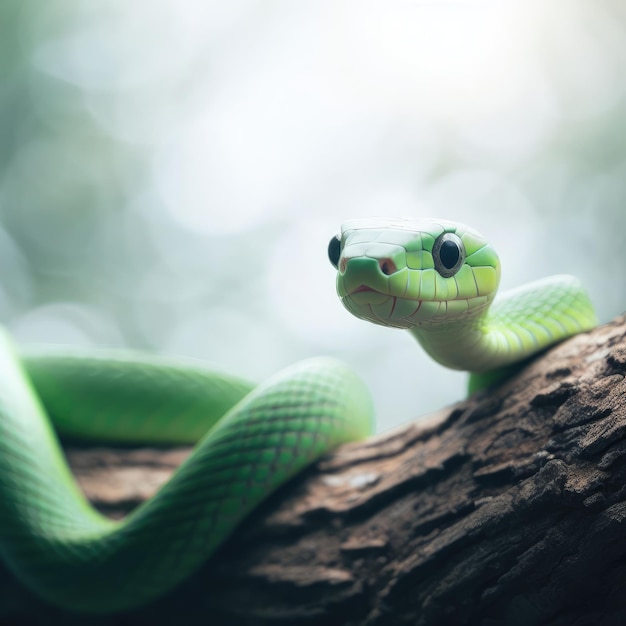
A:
378 258 396 276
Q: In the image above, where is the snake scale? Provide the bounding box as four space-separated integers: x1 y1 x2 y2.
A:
0 218 597 612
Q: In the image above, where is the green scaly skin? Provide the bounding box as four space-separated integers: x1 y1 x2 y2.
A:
0 347 373 612
0 217 597 614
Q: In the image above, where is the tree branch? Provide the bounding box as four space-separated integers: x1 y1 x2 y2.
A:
3 315 626 625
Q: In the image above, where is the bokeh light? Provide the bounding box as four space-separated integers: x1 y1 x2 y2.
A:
1 0 625 430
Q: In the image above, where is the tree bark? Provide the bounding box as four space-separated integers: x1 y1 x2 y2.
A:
3 315 626 626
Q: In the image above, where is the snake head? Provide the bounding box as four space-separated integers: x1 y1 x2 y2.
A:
328 218 500 330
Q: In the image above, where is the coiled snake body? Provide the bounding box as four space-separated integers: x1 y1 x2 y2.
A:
0 218 597 612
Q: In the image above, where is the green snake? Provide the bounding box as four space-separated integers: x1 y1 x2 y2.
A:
0 218 597 613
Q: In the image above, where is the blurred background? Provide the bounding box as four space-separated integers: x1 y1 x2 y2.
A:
1 0 625 431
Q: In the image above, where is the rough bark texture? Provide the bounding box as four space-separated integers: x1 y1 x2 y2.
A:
3 316 626 626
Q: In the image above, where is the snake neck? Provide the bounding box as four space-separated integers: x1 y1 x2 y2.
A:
409 275 598 374
409 314 538 373
409 317 492 372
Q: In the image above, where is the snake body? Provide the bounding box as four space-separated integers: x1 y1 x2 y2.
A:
0 218 597 613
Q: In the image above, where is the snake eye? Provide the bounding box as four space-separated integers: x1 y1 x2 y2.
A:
432 232 465 278
328 234 342 269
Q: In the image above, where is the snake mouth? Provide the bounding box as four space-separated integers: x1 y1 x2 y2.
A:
350 285 379 295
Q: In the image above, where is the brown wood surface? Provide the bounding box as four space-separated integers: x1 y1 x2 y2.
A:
2 316 626 625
